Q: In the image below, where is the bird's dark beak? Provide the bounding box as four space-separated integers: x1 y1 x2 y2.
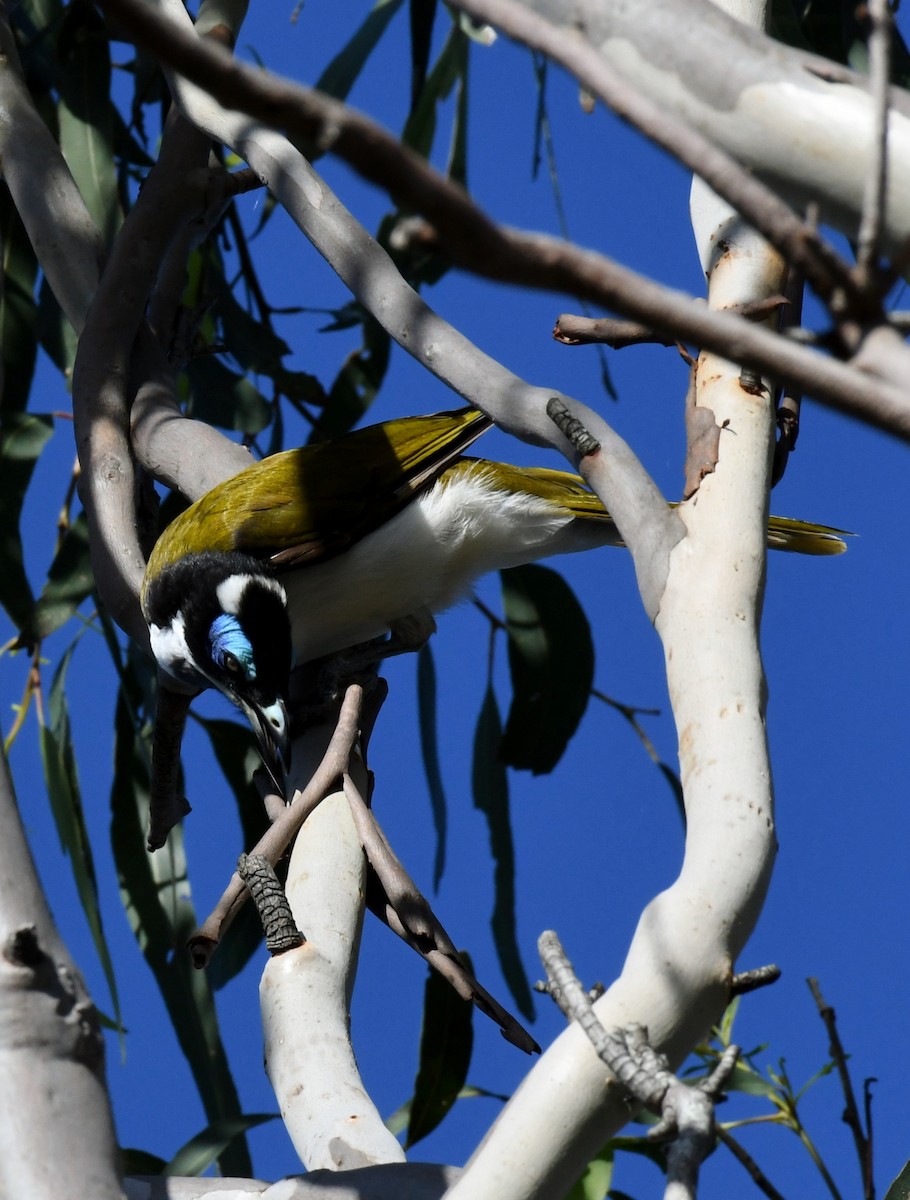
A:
241 696 291 789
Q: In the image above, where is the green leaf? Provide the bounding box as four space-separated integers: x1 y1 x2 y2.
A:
56 0 120 245
0 412 54 632
109 648 252 1176
885 1159 910 1200
406 958 474 1147
417 644 448 890
0 190 39 416
315 0 406 102
315 315 390 439
164 1114 277 1177
408 0 439 112
29 513 94 642
39 636 123 1036
402 23 469 161
500 564 594 774
36 277 79 378
472 683 533 1019
186 356 272 435
565 1147 614 1200
120 1148 167 1176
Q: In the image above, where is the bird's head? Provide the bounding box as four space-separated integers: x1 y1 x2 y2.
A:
145 552 293 783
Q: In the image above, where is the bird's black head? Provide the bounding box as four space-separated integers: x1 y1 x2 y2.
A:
145 551 293 780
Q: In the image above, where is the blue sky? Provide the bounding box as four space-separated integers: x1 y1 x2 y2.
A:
4 4 910 1196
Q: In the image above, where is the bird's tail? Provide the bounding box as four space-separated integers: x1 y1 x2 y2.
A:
475 461 850 556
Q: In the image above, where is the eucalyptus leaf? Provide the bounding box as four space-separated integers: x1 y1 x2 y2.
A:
472 684 533 1019
40 637 122 1035
417 644 448 890
30 513 94 642
186 356 272 435
406 959 474 1147
164 1113 277 1177
56 0 120 245
110 652 251 1176
0 412 53 632
500 564 594 775
0 190 39 416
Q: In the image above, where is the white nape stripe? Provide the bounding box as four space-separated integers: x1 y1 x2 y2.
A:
216 573 286 615
149 613 194 680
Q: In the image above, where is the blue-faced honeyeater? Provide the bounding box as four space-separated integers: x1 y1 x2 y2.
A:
141 406 847 776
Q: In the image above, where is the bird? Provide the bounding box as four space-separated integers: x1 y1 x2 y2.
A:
141 406 848 777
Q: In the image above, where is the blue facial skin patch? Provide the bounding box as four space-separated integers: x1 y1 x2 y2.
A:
209 614 257 680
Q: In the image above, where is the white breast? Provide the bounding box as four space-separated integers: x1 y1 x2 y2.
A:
282 468 575 663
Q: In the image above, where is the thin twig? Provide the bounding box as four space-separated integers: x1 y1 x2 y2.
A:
343 772 540 1054
188 682 365 964
807 977 874 1200
715 1125 787 1200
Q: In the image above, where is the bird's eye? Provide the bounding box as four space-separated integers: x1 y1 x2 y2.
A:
223 652 242 676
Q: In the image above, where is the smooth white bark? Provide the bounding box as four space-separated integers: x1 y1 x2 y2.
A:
260 732 405 1170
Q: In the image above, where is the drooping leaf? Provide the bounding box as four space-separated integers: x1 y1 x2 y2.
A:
29 513 94 642
472 683 533 1019
186 355 272 435
39 636 123 1034
408 0 439 112
120 1148 167 1176
56 0 121 245
315 0 406 103
884 1159 910 1200
417 644 448 890
109 643 251 1176
500 564 594 775
164 1113 277 1177
402 22 468 161
0 190 39 416
0 412 53 632
565 1147 614 1200
36 276 78 378
405 958 474 1147
315 315 390 439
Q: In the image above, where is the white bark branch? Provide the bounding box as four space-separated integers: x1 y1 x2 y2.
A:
260 728 405 1170
0 742 124 1200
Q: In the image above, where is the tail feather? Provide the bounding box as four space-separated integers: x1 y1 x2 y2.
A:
765 515 850 555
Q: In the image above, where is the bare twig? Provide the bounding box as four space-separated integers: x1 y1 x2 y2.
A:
188 682 366 965
715 1125 788 1200
807 978 874 1200
554 314 675 348
99 0 910 440
730 964 781 997
342 773 539 1054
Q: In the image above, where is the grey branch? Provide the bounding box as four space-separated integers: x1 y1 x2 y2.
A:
342 773 539 1054
855 0 892 285
101 0 910 443
538 930 740 1200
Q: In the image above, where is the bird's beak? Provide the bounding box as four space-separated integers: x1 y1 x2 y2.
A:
241 696 291 789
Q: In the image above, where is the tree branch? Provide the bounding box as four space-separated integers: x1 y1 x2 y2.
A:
97 0 910 440
0 740 123 1199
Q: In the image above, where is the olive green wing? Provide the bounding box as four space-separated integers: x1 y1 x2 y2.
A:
144 407 492 583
